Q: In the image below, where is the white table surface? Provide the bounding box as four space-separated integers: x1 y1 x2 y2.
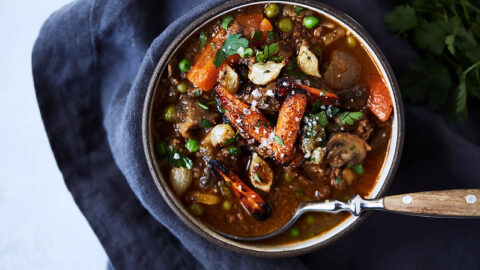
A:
0 0 107 269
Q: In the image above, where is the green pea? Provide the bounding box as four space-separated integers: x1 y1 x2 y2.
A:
177 81 189 93
155 142 167 157
290 227 300 237
178 58 191 73
347 36 357 48
226 146 241 156
277 18 293 33
188 203 204 216
163 105 176 122
244 48 254 58
265 4 281 19
306 214 315 225
222 200 232 211
303 16 319 29
185 138 199 153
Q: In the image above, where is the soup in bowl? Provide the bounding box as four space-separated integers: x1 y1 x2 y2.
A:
143 0 404 256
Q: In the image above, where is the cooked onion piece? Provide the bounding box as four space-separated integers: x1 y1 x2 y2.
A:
248 61 286 85
297 45 321 77
170 167 193 196
248 152 274 192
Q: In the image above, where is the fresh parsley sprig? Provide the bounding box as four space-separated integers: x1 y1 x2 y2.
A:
385 1 480 121
213 34 249 68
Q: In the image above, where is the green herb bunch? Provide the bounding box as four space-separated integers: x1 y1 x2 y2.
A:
386 0 480 121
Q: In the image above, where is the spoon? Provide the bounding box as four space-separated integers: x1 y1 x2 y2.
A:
215 189 480 241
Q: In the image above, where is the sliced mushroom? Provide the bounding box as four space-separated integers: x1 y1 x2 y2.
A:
218 65 240 94
170 167 193 196
326 133 370 168
297 45 321 78
202 124 235 147
248 152 274 192
248 60 286 85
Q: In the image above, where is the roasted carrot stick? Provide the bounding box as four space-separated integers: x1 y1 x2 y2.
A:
367 77 393 122
272 93 307 165
209 159 271 221
186 30 227 91
215 86 274 144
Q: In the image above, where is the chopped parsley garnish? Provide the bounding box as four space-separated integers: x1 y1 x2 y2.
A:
198 32 208 49
337 111 363 125
273 135 284 146
295 6 304 14
267 31 275 42
213 34 249 68
224 136 236 145
206 100 217 105
210 42 216 50
253 173 261 183
200 118 212 128
193 90 201 96
167 146 193 169
256 43 279 63
197 101 209 110
221 15 234 30
335 176 341 186
225 181 231 187
155 142 167 157
251 30 263 41
350 164 364 175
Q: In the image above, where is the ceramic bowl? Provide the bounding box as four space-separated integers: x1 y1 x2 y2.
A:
142 0 404 257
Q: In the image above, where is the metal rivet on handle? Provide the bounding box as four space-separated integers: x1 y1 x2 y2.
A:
465 195 477 204
402 195 413 204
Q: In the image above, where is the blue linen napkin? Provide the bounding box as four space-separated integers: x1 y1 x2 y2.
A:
32 0 480 269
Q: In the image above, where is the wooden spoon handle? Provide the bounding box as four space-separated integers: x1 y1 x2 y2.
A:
383 189 480 217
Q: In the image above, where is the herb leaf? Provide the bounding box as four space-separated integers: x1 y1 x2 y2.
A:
199 32 208 49
385 5 417 33
197 101 209 110
273 135 284 146
337 111 363 125
253 173 261 183
200 118 212 129
222 15 234 30
213 34 249 68
294 6 304 14
251 30 263 41
256 43 279 63
167 146 193 169
348 164 364 175
386 1 480 121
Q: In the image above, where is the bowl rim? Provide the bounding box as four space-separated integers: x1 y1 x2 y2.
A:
142 0 405 257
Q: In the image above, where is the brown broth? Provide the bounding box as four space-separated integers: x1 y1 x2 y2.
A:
151 3 393 244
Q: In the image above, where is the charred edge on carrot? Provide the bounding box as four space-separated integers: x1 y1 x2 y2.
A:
208 159 272 221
